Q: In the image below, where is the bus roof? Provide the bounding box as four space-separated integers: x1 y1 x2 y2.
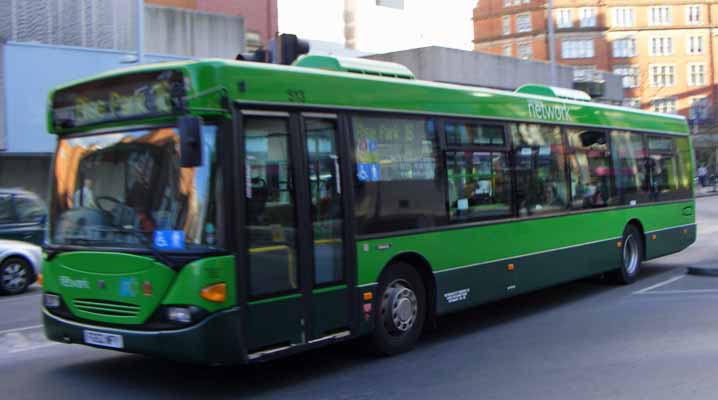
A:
48 58 689 136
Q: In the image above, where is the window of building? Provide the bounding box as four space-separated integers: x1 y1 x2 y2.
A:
650 37 673 56
622 98 641 109
511 124 568 216
445 150 512 222
690 97 710 121
562 39 595 59
567 130 615 209
613 65 639 88
612 8 635 27
376 0 404 9
612 37 636 58
574 66 597 82
686 5 701 24
649 65 676 87
610 131 648 204
687 35 704 55
516 13 532 32
649 6 672 25
504 0 511 7
502 45 512 56
688 63 707 86
580 8 597 27
518 42 532 59
502 16 511 35
652 97 678 114
352 115 445 234
556 9 572 28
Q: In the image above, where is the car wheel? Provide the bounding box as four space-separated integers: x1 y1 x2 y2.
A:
0 257 32 295
370 262 426 356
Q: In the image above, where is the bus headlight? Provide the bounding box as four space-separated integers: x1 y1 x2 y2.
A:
166 307 192 323
44 293 61 308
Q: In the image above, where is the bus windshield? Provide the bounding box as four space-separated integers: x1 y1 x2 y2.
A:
49 125 222 251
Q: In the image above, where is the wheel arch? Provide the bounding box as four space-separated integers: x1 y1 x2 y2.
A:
380 251 437 329
626 218 646 261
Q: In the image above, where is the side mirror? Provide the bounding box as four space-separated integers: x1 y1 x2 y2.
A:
179 116 203 168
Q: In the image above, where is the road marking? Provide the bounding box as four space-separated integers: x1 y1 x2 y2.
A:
0 294 41 305
8 342 59 354
639 289 718 295
633 275 686 295
0 324 42 335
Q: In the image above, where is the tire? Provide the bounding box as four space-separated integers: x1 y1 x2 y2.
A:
370 262 426 356
608 225 643 285
0 257 32 295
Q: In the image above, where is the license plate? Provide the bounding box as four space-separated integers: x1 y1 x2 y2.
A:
83 330 124 349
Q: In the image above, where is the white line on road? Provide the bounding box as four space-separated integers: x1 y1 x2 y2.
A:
8 342 59 354
0 324 43 335
639 289 718 295
633 275 686 295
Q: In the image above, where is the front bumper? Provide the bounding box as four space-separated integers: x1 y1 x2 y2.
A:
43 307 245 365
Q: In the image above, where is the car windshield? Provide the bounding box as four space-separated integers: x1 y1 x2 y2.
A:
49 125 222 251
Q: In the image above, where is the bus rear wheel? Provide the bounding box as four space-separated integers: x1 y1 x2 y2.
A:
371 262 426 356
609 225 643 285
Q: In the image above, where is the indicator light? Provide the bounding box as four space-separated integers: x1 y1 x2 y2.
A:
617 241 623 248
200 283 227 303
43 293 60 308
37 273 43 287
142 281 153 296
507 263 515 271
363 292 373 301
652 234 657 240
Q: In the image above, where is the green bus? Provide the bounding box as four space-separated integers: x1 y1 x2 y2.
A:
41 55 696 364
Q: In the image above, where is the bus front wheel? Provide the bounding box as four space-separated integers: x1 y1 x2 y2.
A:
371 262 426 356
609 224 643 285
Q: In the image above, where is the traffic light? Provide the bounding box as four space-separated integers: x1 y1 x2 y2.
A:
277 34 310 65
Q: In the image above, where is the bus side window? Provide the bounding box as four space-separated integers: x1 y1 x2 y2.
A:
610 131 649 205
567 129 615 209
510 124 569 217
645 136 689 202
444 120 512 222
674 136 693 199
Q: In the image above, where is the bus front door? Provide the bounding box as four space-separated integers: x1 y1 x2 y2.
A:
241 111 352 358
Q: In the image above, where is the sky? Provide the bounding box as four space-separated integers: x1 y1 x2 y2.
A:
277 0 476 54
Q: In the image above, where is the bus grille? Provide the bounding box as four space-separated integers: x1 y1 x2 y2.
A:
73 299 141 317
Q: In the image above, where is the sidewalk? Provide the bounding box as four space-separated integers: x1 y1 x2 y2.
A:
696 185 718 197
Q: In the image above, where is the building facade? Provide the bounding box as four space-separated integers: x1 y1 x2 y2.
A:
474 0 718 121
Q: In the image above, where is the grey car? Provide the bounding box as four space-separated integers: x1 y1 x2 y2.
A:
0 239 42 295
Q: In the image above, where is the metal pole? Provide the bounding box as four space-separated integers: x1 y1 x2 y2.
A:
136 0 144 64
547 0 557 86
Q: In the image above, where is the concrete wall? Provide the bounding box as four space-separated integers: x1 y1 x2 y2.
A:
1 42 188 154
366 46 624 103
145 5 246 58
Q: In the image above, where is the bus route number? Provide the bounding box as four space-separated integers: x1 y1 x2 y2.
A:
288 89 305 103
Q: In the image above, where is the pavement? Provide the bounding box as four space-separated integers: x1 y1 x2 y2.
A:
1 197 718 399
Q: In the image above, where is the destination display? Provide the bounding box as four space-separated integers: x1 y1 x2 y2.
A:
51 69 185 129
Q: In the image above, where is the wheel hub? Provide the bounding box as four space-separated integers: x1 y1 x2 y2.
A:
381 280 418 335
2 263 27 292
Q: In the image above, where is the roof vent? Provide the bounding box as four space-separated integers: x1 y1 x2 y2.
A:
515 84 592 102
293 55 415 80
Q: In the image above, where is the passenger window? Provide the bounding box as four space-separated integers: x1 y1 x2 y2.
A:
0 195 14 224
15 196 46 223
445 121 506 146
567 129 615 209
674 137 693 199
646 136 685 201
511 124 569 216
352 115 446 234
446 152 512 221
611 131 648 204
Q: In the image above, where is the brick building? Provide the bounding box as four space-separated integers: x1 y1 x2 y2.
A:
473 0 718 125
